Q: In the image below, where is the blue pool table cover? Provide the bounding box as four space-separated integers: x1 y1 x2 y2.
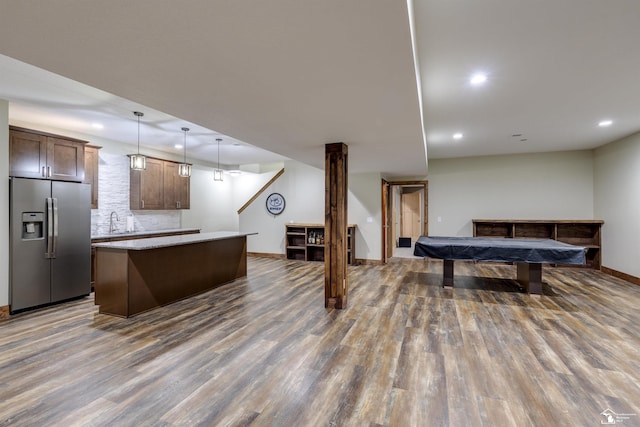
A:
414 236 586 265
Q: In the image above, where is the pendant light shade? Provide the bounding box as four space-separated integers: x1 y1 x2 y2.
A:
178 127 191 177
130 111 146 170
178 163 191 177
214 138 223 181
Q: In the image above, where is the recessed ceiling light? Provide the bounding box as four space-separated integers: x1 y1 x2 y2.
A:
470 72 487 86
174 144 183 149
453 133 463 140
598 120 613 127
91 123 104 129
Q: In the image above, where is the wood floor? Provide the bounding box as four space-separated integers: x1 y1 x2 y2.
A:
1 257 639 426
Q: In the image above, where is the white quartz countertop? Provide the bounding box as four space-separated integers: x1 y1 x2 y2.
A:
91 228 201 240
92 231 257 250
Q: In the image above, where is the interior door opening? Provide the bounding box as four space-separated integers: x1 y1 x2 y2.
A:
381 180 428 262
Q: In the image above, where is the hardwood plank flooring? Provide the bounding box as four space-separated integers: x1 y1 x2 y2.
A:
1 257 640 426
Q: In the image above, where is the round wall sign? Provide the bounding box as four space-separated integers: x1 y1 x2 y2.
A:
266 193 286 215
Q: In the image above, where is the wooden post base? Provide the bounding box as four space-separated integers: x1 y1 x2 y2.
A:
325 296 347 309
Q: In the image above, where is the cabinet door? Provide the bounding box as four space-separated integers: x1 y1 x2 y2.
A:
177 174 190 209
83 146 100 208
9 129 48 179
139 158 164 209
163 161 190 209
163 161 178 209
47 136 85 182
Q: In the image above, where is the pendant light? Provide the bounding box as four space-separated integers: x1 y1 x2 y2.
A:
178 127 191 177
129 111 146 170
213 138 223 181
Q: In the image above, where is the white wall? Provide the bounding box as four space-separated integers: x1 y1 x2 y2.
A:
239 160 324 254
594 131 640 277
182 165 284 233
181 167 236 232
239 160 382 261
348 172 382 260
427 151 595 236
0 100 9 307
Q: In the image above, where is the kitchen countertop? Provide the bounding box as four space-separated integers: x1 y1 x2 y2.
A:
92 231 257 250
91 228 201 241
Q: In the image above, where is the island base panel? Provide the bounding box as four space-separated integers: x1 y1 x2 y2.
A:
94 249 130 316
96 236 247 317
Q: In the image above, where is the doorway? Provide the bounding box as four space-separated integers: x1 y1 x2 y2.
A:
401 189 422 242
381 180 428 262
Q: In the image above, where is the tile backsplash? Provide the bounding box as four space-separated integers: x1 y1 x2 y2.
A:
91 151 180 236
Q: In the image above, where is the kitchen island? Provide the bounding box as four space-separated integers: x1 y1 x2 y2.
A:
93 231 256 317
90 228 201 289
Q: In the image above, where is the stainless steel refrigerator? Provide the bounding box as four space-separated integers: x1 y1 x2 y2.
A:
9 177 91 312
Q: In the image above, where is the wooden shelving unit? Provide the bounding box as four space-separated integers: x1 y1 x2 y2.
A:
286 223 356 265
473 219 604 269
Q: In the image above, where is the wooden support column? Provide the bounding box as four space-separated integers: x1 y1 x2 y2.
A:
325 142 348 309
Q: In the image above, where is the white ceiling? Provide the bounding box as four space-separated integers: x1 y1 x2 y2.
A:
417 0 640 159
0 1 424 176
0 54 288 168
1 1 639 174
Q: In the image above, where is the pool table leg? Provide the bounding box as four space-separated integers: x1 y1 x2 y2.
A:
516 262 542 294
443 259 454 287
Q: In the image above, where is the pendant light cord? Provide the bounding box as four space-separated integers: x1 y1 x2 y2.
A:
182 127 189 163
134 111 144 155
216 138 222 170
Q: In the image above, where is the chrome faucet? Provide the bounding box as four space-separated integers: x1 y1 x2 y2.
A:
109 211 120 233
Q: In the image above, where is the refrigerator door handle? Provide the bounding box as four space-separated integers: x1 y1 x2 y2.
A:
46 197 54 258
52 197 59 258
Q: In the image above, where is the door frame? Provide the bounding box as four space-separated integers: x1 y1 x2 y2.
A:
381 179 428 263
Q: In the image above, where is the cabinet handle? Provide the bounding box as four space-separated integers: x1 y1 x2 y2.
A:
42 166 46 177
141 200 145 209
47 166 51 178
177 201 180 209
